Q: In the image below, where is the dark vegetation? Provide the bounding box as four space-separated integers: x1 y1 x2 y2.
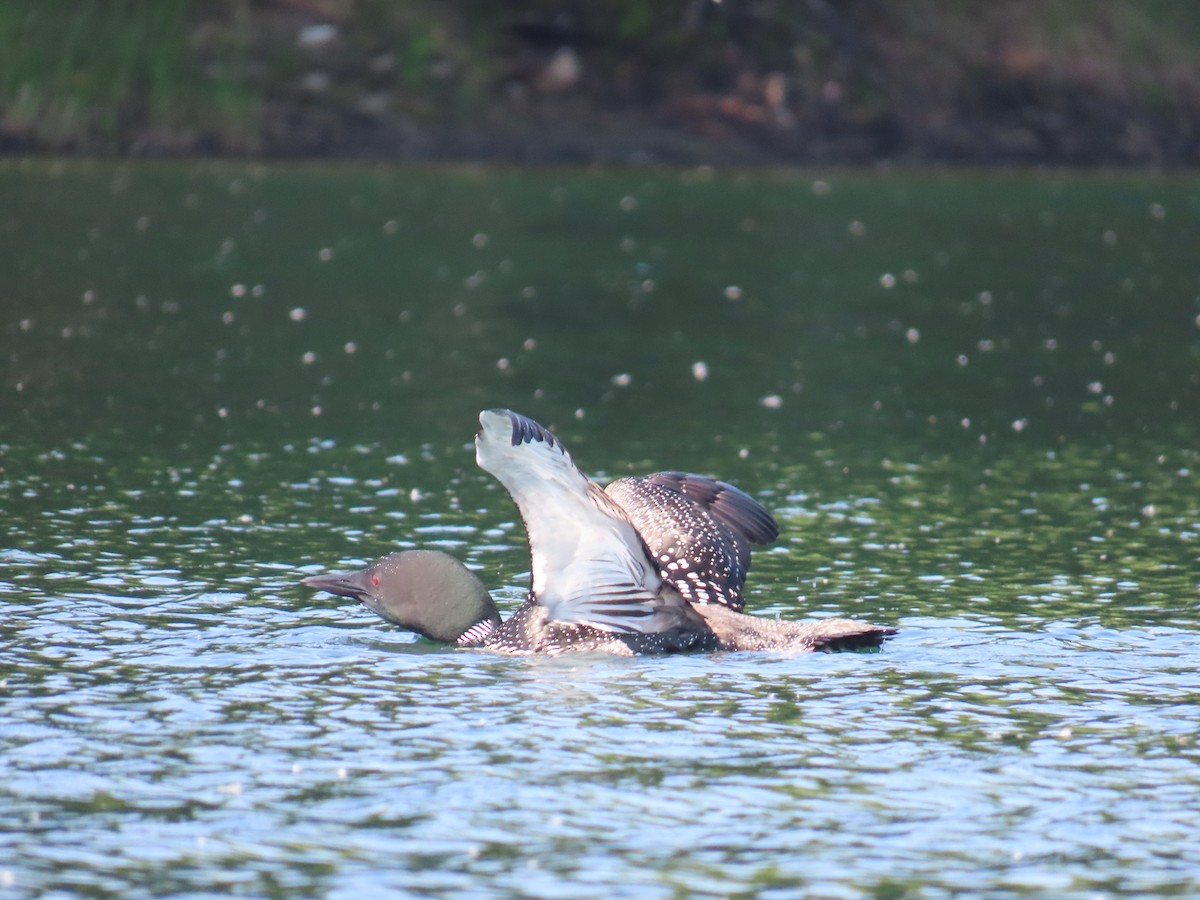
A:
2 0 1198 165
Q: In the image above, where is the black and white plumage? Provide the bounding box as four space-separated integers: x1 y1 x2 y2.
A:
474 408 717 652
605 472 778 611
301 409 896 655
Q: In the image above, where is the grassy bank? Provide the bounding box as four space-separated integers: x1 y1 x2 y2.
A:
1 1 1198 164
0 2 258 152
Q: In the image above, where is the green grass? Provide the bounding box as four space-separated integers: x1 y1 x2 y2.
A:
0 0 260 151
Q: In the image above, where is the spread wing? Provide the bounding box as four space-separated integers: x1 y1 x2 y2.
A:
605 472 778 611
474 410 702 634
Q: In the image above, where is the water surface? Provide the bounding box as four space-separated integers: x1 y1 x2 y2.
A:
2 161 1199 897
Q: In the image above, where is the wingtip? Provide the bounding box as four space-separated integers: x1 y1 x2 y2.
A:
477 408 559 450
478 408 510 431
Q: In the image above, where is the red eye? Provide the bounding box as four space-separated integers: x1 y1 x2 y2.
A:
372 575 379 586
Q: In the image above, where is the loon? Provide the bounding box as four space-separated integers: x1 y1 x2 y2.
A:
301 409 896 655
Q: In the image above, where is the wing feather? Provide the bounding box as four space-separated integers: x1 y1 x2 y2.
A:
605 472 778 611
475 410 703 634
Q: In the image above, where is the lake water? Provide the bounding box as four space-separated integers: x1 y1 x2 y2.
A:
2 160 1199 897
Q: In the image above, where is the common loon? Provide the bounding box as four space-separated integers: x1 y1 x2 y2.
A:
301 409 896 655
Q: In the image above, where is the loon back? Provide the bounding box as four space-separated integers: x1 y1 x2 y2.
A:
301 548 896 654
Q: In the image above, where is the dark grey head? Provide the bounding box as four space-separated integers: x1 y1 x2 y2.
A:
301 550 501 644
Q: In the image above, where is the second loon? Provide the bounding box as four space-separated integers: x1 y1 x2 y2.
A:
301 408 896 655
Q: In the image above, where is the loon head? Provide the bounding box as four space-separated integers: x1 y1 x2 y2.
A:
301 550 501 644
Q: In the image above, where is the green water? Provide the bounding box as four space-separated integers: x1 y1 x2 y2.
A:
2 160 1199 897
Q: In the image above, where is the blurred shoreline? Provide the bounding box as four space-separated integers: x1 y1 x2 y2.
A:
2 2 1198 167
